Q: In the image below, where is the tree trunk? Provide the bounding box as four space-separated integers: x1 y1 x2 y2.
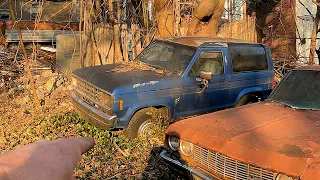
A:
187 0 226 36
107 0 123 63
154 0 226 37
113 24 123 63
114 0 123 63
309 6 320 65
9 0 41 109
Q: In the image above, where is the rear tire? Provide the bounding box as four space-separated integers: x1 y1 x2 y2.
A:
235 94 258 107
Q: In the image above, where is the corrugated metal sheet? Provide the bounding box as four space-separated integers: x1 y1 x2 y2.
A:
56 34 83 74
5 29 79 43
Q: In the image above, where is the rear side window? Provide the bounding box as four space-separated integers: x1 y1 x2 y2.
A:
229 45 268 73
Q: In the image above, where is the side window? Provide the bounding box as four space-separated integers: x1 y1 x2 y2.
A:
229 45 268 73
189 51 224 77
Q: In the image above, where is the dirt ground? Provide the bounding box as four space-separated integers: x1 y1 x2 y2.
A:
0 44 183 179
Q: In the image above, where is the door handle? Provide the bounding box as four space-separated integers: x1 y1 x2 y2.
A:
220 79 227 82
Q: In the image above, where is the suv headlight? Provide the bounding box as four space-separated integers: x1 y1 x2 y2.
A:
276 174 294 180
100 92 113 106
180 140 193 156
168 136 180 151
71 76 77 87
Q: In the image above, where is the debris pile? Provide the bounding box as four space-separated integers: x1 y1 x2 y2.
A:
109 61 166 74
0 45 24 93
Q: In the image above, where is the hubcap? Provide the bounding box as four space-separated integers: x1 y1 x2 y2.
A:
138 121 155 137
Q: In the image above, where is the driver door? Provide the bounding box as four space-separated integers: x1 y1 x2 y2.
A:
175 49 229 117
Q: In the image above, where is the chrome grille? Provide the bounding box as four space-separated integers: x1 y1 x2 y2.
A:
192 145 275 180
76 77 102 101
73 76 113 110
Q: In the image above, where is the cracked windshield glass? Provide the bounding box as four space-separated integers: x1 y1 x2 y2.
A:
134 41 196 75
269 70 320 110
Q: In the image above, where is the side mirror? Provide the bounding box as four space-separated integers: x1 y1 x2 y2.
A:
200 71 212 80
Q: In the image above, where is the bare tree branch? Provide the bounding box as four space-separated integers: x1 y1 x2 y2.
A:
8 0 41 109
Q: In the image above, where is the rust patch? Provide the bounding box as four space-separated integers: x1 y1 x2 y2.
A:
277 144 313 158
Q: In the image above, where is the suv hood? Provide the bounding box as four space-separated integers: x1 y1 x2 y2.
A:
72 64 178 93
166 102 320 178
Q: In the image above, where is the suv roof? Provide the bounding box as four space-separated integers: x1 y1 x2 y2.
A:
159 36 262 47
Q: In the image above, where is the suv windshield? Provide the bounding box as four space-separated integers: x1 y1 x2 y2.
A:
134 41 196 75
268 70 320 110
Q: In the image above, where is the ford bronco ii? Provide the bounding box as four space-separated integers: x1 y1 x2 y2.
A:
72 37 274 138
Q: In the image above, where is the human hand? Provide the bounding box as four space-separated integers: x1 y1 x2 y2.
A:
0 137 95 180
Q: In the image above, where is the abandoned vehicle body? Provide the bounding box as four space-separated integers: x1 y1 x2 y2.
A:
72 37 274 137
161 66 320 180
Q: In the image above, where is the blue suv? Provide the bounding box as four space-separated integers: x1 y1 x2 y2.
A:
72 37 274 138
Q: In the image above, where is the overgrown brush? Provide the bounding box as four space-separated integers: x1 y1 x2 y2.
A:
0 112 182 179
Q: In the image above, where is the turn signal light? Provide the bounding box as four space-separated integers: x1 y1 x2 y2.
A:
119 100 123 110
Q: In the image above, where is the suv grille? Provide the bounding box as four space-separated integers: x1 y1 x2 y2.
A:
192 145 275 180
76 78 102 101
73 76 113 112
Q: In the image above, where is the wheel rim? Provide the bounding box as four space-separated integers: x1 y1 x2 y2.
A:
138 120 155 137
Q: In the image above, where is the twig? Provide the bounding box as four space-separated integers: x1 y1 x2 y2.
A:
113 140 129 157
106 170 131 180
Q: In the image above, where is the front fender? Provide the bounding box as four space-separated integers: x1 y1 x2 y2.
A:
114 97 175 128
234 87 263 104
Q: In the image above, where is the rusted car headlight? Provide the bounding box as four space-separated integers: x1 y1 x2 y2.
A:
180 140 193 156
276 174 294 180
168 136 180 151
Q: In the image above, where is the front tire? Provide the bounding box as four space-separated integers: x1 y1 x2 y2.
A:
235 94 258 107
126 108 155 138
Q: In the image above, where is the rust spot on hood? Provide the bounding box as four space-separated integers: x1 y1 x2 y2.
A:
277 144 313 158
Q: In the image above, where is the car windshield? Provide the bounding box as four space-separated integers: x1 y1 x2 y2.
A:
134 41 196 75
268 70 320 110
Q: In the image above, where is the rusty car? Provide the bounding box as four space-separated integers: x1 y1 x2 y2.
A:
72 37 274 138
161 66 320 180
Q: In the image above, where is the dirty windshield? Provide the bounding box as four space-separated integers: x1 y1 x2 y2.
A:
134 41 196 75
269 70 320 110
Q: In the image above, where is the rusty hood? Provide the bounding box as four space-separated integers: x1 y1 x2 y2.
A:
166 102 320 178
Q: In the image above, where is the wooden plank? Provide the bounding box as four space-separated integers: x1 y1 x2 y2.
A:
174 0 180 36
132 24 142 59
94 23 110 64
121 24 128 62
0 21 6 45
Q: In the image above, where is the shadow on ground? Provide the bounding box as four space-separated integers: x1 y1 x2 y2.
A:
141 146 188 180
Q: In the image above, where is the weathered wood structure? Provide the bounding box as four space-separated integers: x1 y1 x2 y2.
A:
82 0 258 67
0 0 80 44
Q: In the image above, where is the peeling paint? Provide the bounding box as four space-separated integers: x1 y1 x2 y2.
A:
133 81 159 88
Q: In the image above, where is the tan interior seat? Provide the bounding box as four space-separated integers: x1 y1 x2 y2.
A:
199 59 222 75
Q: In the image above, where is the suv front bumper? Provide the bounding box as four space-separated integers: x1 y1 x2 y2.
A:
72 93 118 129
160 150 215 180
